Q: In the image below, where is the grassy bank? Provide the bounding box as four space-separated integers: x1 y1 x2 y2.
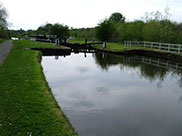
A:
92 43 182 56
0 40 77 136
68 38 150 51
70 38 182 54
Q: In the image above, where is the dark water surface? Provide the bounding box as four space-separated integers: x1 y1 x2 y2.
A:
42 52 182 136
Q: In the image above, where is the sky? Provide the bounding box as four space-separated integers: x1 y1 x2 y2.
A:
1 0 182 30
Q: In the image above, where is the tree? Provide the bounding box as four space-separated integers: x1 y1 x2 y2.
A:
50 23 69 39
0 3 8 29
109 12 125 23
142 20 161 42
37 23 53 34
0 3 9 38
141 11 163 22
95 19 114 41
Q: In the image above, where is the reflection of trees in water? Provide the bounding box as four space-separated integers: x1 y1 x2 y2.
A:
136 63 167 82
94 52 122 70
176 76 182 103
94 53 168 82
94 52 182 87
177 76 182 88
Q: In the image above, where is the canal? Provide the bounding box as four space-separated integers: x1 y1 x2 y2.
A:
42 52 182 136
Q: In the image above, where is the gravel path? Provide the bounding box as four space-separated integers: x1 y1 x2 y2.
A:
0 40 13 66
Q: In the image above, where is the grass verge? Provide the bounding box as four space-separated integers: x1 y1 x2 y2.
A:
0 40 77 136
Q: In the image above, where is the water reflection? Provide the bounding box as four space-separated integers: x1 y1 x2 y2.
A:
42 52 182 136
94 53 182 87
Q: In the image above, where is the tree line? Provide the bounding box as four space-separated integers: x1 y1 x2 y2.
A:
70 12 182 44
1 1 182 44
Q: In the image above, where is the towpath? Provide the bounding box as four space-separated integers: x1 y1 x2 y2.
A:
0 40 13 66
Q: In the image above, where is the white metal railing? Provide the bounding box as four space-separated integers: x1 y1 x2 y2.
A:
124 41 182 53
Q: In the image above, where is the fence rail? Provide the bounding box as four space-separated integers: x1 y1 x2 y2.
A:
124 41 182 53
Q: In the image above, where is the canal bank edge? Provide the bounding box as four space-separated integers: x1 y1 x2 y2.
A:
0 40 77 136
91 46 182 63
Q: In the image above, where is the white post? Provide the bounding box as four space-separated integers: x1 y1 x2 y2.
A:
103 42 107 48
144 41 146 48
168 44 170 52
178 45 180 53
57 38 60 45
159 43 161 50
151 42 153 48
55 38 57 45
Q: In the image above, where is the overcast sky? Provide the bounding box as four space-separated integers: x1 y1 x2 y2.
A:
1 0 182 30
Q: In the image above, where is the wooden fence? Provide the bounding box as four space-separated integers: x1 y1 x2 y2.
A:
124 41 182 53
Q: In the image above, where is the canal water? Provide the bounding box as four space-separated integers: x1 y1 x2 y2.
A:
42 52 182 136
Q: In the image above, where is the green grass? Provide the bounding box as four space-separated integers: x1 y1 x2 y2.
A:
71 39 147 51
93 43 182 55
93 42 126 51
70 38 182 55
0 40 77 136
93 43 154 52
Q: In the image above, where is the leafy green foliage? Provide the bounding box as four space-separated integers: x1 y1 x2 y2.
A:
50 23 69 39
37 23 53 34
95 19 114 41
0 3 8 29
0 3 9 39
109 12 125 23
69 28 95 40
37 23 69 40
142 20 161 42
